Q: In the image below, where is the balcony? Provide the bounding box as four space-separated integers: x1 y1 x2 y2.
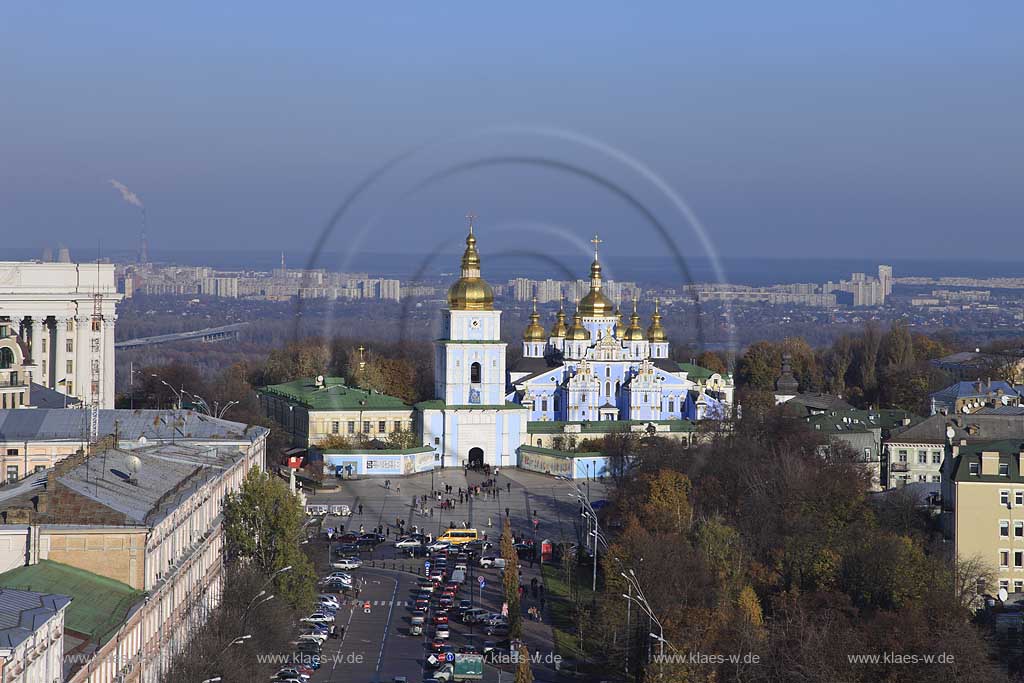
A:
890 462 910 473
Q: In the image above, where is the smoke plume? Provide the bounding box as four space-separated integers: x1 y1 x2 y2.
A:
109 179 144 208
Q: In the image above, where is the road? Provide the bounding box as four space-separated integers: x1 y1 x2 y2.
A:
298 469 610 683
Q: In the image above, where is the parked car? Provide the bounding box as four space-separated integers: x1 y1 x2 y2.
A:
301 613 335 625
395 537 422 549
427 540 451 551
436 624 450 639
479 556 505 568
298 633 327 645
461 608 488 623
332 557 362 570
318 595 341 610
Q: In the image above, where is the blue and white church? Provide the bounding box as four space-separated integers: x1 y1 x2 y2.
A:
507 236 729 423
418 223 528 468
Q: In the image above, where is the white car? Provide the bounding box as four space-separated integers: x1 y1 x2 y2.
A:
318 595 341 609
276 668 311 681
427 540 451 551
297 632 327 645
479 556 505 568
301 612 335 625
332 557 362 570
395 537 422 549
324 571 352 582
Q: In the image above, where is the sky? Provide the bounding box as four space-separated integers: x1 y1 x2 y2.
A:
2 3 1022 265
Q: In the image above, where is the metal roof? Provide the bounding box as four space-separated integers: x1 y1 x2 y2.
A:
260 377 410 411
54 443 242 526
0 588 71 649
0 409 266 444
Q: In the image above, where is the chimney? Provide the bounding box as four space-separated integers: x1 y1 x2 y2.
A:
980 451 1000 476
1018 450 1024 475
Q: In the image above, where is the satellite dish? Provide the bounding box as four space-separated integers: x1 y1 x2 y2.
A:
999 587 1009 602
946 426 956 440
138 436 148 445
125 454 142 481
961 405 970 413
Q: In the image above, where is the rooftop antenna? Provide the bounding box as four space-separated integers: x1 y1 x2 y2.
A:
88 244 103 445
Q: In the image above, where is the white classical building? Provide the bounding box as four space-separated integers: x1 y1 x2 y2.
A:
0 262 121 408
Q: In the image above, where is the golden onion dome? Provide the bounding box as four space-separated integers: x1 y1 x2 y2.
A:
549 298 569 338
624 298 646 341
614 308 628 338
523 297 547 341
577 234 615 317
647 298 668 342
566 309 591 341
447 223 495 311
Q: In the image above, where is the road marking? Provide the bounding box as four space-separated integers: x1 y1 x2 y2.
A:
375 573 400 676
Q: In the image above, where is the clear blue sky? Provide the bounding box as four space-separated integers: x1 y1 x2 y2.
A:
2 3 1022 261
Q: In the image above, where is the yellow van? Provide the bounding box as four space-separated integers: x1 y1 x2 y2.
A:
437 529 479 545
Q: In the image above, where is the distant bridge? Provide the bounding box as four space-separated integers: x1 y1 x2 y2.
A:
115 323 249 350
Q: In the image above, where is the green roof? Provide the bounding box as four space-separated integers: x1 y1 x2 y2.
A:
260 377 411 411
519 445 603 459
0 560 144 644
414 400 526 411
676 363 714 381
527 419 697 434
951 439 1024 483
805 408 920 435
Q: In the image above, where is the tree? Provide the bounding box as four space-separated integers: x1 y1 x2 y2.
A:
223 467 316 609
501 518 522 639
736 341 780 390
639 469 693 535
514 645 533 683
385 427 419 449
696 351 727 375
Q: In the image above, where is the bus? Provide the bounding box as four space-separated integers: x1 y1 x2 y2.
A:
437 529 479 545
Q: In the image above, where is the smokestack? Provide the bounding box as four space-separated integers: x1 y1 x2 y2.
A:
41 246 53 263
57 246 71 263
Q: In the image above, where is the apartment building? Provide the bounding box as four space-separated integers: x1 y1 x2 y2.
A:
0 588 70 683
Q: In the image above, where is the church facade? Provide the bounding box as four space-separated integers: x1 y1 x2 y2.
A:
507 237 729 424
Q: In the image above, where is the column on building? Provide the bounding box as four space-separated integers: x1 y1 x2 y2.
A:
74 313 90 405
54 316 69 394
103 316 116 408
30 316 46 385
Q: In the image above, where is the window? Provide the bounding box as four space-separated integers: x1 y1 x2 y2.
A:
434 437 440 445
605 381 610 396
66 320 74 332
1001 520 1010 537
347 421 355 434
33 466 45 474
363 421 371 433
5 466 16 483
1017 491 1024 507
470 362 481 383
91 338 100 353
581 394 586 403
331 421 339 434
1001 551 1010 568
378 421 386 433
668 400 674 413
898 449 908 463
932 451 942 464
91 318 101 332
66 360 73 374
553 395 559 412
1015 551 1022 569
537 439 542 446
1001 463 1011 476
1000 579 1011 592
931 475 941 483
918 451 927 464
605 367 610 378
5 449 17 457
393 421 402 431
1016 580 1024 593
1015 522 1023 538
969 462 979 475
541 399 548 412
65 339 73 353
1002 490 1011 505
918 475 927 482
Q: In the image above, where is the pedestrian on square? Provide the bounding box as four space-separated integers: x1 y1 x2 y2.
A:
358 504 363 515
505 507 509 517
507 482 511 493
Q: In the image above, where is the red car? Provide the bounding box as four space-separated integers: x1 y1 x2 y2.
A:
430 638 447 652
433 612 449 625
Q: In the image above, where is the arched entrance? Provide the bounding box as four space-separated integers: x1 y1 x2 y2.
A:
468 447 484 469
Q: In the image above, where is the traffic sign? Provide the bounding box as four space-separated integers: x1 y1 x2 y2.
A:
478 576 486 588
445 652 456 663
427 655 438 666
425 560 432 570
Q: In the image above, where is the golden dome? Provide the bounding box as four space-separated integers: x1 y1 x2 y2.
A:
614 308 627 338
647 298 668 342
624 298 646 341
566 308 591 341
549 298 569 338
577 234 614 317
447 222 495 311
523 297 547 341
